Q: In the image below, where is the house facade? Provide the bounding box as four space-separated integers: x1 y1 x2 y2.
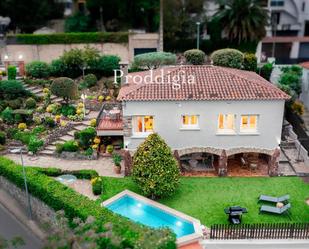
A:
97 65 289 176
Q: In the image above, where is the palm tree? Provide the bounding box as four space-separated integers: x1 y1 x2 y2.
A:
214 0 269 43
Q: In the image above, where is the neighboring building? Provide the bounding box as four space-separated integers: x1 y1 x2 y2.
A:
96 65 289 176
257 0 309 64
300 61 309 109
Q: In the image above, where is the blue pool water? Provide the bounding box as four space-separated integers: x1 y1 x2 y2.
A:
106 195 195 238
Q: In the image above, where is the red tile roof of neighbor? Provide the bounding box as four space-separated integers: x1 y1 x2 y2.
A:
117 65 290 101
300 61 309 70
97 117 123 131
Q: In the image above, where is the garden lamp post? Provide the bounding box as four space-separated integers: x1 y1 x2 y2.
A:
196 22 200 50
81 93 87 118
10 148 32 220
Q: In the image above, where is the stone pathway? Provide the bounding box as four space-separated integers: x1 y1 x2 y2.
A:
65 179 99 201
281 147 309 176
5 154 124 177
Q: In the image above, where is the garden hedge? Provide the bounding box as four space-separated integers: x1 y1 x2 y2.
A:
0 157 176 248
7 32 129 45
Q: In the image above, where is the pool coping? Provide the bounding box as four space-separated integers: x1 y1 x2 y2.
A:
101 189 203 246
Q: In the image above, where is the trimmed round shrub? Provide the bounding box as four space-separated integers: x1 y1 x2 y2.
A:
25 97 37 109
106 145 114 154
18 123 27 131
132 133 180 198
211 48 244 69
83 74 97 87
0 107 14 124
91 177 103 195
25 61 50 78
0 132 6 145
132 52 177 69
184 49 205 65
50 77 78 102
243 53 257 72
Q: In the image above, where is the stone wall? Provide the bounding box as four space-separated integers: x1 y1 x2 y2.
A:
0 176 58 230
123 116 133 138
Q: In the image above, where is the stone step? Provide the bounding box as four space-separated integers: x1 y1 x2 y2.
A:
45 145 56 151
39 150 54 155
67 130 76 136
31 88 43 94
73 125 88 131
59 135 74 142
25 86 38 91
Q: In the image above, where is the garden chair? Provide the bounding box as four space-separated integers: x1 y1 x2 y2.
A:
259 203 291 218
258 194 290 204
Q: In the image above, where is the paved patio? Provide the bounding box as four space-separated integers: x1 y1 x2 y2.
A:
5 154 124 177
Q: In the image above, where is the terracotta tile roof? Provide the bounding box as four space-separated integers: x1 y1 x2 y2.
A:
300 61 309 70
117 65 290 101
97 117 123 131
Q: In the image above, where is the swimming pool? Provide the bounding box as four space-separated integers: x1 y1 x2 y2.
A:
102 190 202 245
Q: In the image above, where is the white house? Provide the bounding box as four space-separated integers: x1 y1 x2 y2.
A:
97 65 289 176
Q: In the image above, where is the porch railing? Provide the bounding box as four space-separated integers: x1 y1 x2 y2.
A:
210 223 309 240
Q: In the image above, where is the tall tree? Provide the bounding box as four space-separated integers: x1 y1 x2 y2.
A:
0 0 64 33
214 0 268 43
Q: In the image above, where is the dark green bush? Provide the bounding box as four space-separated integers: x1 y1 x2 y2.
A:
60 104 76 116
44 117 56 128
7 65 17 80
0 157 177 248
9 32 129 44
25 61 50 78
78 127 96 149
0 80 28 100
1 107 14 124
211 48 244 69
50 77 78 102
259 63 273 81
184 49 205 65
6 128 18 139
25 97 37 109
50 59 69 77
62 140 79 152
243 53 257 72
94 55 121 76
12 109 34 124
31 167 99 179
7 98 23 109
0 132 6 145
83 74 97 87
65 12 92 33
74 131 80 140
132 133 180 198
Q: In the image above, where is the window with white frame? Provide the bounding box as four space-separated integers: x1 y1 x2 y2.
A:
181 115 199 129
132 116 154 135
240 115 258 133
217 114 235 133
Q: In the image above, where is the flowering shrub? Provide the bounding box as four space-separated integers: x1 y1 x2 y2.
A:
18 123 27 131
98 95 104 102
91 177 103 195
90 119 96 127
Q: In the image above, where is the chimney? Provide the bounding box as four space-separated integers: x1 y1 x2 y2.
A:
119 61 129 86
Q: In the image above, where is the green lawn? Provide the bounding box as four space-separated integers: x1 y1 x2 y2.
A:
99 176 309 226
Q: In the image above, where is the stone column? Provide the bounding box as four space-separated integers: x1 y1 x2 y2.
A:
122 150 133 176
218 149 228 177
18 61 25 76
268 148 280 176
123 116 132 137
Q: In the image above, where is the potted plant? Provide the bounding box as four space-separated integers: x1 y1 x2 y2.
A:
112 153 122 174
